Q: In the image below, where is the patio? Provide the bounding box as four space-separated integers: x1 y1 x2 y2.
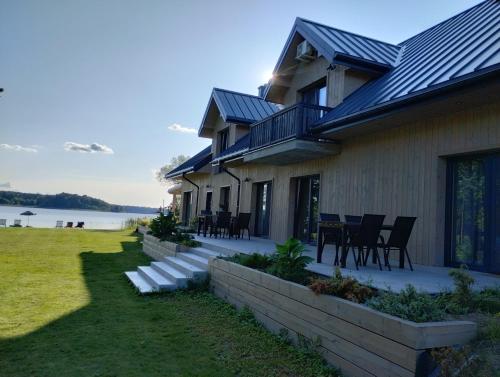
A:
193 234 500 294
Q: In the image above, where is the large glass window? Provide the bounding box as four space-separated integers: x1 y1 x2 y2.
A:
293 175 320 244
218 128 229 153
448 153 500 273
219 186 230 212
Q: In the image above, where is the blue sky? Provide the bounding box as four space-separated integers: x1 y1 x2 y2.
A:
0 0 482 207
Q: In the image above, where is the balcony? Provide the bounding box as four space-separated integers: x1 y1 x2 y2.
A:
245 103 341 165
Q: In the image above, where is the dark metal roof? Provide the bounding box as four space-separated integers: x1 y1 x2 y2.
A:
199 88 279 136
211 134 250 164
297 18 401 68
314 0 500 131
164 145 212 179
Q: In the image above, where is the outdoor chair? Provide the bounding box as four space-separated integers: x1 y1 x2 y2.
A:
55 220 63 228
209 211 231 238
235 212 251 240
75 222 85 229
379 216 416 271
65 222 73 228
344 215 362 224
197 210 213 236
0 219 6 227
346 214 385 270
319 213 341 264
13 219 22 227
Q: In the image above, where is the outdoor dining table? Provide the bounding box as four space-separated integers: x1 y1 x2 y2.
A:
316 220 394 268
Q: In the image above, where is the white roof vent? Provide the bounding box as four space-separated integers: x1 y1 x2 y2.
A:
295 40 316 62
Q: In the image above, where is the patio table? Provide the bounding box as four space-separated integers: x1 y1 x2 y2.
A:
317 221 393 268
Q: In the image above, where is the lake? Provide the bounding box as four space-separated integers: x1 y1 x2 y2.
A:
0 205 156 230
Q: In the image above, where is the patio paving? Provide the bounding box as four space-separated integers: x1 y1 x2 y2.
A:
193 234 500 294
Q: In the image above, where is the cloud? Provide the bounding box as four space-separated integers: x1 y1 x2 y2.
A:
168 123 196 134
0 182 11 189
64 142 114 154
0 144 38 153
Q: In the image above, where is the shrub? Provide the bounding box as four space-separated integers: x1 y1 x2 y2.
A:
238 253 273 270
308 268 374 303
148 213 200 247
367 285 446 322
266 238 313 284
475 288 500 314
123 217 151 229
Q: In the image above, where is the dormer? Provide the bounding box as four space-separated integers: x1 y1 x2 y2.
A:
264 18 401 108
198 88 279 157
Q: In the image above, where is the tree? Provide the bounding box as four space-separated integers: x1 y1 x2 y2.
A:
156 155 190 185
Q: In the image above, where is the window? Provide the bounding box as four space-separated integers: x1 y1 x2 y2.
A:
447 153 500 273
302 80 327 107
218 128 229 153
219 186 230 212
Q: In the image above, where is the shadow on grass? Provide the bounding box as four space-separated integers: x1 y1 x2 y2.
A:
0 234 220 377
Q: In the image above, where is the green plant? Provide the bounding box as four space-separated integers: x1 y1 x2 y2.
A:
266 238 313 284
148 213 200 247
308 268 374 303
367 285 446 322
123 217 151 229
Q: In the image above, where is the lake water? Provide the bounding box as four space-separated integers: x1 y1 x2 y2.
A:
0 205 155 230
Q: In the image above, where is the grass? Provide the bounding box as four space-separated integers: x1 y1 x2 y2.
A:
0 228 338 377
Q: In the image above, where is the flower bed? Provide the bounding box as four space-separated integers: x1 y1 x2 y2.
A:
209 258 477 377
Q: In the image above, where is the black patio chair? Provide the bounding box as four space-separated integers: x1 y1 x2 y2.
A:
235 212 251 240
65 222 73 228
197 210 213 236
379 216 416 271
346 214 385 270
209 211 232 238
319 213 341 265
344 215 362 224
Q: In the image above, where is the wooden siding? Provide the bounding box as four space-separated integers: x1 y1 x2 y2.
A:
182 102 500 266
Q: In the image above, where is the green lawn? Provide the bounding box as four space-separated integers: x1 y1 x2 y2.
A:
0 228 337 377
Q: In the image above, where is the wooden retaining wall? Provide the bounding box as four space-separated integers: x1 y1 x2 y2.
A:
209 258 477 377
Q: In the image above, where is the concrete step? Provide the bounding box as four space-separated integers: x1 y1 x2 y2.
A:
177 252 209 270
151 261 189 288
164 256 207 279
137 266 176 291
125 271 155 294
190 247 222 259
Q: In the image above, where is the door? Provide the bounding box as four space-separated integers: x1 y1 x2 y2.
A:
294 175 320 244
255 181 272 237
219 187 230 212
205 192 213 212
182 191 192 226
447 153 500 273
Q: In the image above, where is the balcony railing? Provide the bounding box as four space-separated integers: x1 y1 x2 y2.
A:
249 103 332 150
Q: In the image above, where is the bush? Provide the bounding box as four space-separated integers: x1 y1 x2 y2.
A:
148 213 200 247
266 238 313 284
228 253 273 270
308 268 374 303
367 285 446 322
123 217 151 229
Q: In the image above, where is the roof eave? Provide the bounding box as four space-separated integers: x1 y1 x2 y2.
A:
314 64 500 135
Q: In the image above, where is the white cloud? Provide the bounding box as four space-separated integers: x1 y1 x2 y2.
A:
0 182 11 189
0 144 38 153
168 123 196 134
64 142 114 154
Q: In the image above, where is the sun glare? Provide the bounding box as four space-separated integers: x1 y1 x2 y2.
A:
262 70 274 83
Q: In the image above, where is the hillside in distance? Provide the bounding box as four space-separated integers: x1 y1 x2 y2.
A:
0 191 157 214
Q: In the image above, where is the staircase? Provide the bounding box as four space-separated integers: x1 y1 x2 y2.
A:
125 246 222 294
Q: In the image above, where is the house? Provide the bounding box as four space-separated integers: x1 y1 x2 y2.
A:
166 0 500 274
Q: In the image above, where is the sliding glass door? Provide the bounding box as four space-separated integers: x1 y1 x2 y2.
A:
182 191 192 226
448 153 500 273
294 175 320 244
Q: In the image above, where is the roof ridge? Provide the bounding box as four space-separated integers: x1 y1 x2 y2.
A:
296 17 400 50
212 87 270 101
398 0 488 46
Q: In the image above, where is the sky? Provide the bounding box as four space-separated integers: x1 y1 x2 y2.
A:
0 0 483 207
